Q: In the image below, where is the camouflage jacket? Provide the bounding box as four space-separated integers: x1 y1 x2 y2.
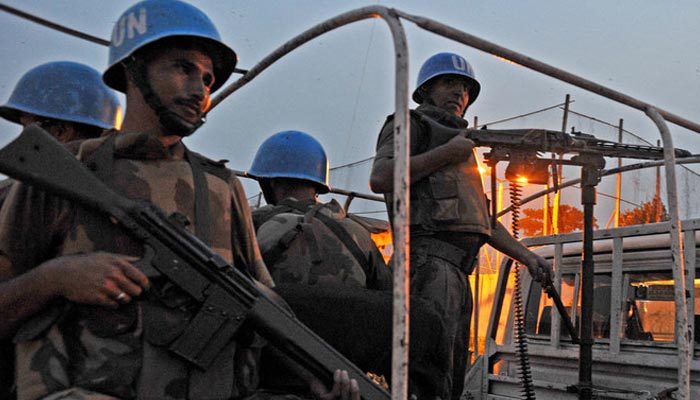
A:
252 198 392 291
0 131 272 400
373 104 491 238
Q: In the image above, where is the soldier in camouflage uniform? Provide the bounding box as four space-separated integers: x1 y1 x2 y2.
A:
248 131 392 291
0 1 358 399
0 61 121 400
370 53 553 400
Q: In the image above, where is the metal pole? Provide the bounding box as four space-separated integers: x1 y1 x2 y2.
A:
578 164 599 400
615 119 623 228
554 94 571 234
645 107 690 400
655 140 662 222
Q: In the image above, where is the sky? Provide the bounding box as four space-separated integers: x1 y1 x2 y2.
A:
1 0 699 224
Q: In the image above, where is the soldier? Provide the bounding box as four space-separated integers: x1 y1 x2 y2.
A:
248 130 392 291
0 1 357 399
0 60 121 400
369 52 553 400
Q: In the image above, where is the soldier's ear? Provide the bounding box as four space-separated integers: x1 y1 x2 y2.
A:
259 179 276 205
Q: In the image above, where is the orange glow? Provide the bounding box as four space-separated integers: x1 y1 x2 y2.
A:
371 231 393 263
492 55 523 67
516 176 528 185
474 151 487 187
113 106 123 130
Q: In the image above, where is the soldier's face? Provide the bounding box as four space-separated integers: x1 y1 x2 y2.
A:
146 48 215 125
426 75 471 116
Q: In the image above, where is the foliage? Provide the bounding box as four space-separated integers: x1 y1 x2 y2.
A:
518 204 597 236
619 197 669 226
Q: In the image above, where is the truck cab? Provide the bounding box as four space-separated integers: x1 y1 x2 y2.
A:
465 218 700 399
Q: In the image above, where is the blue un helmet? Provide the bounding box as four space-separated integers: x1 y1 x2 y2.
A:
248 131 331 194
103 0 237 93
412 52 481 106
0 61 122 130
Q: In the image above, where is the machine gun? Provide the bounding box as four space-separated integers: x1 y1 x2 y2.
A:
418 111 691 184
0 125 390 400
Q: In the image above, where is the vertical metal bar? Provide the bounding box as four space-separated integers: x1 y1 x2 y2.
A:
378 10 411 400
683 230 696 346
551 242 564 348
615 119 623 228
609 237 624 353
578 166 597 400
553 94 570 234
561 94 570 133
644 107 690 400
474 257 480 359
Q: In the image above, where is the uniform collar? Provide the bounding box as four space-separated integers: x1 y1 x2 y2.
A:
79 130 187 161
416 103 469 129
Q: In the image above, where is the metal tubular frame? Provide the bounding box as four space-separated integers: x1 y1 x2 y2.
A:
212 8 412 398
209 6 697 399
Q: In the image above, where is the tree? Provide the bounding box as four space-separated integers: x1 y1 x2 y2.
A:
619 196 669 226
518 204 597 237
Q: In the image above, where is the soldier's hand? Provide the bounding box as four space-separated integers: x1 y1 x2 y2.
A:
440 131 475 164
309 369 360 400
42 252 150 308
523 253 553 288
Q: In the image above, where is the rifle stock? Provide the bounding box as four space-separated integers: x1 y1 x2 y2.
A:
0 125 390 400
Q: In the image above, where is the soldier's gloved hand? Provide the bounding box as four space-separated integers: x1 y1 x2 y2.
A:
523 253 553 288
309 369 360 400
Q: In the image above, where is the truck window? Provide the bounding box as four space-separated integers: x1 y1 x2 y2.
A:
625 272 674 342
528 274 612 341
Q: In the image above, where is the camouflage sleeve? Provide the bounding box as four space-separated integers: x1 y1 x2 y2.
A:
0 181 72 277
227 175 274 288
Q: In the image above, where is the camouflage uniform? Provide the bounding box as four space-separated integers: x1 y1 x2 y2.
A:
0 131 272 400
373 104 490 400
252 198 392 291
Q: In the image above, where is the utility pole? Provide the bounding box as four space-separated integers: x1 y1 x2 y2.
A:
553 94 571 234
614 119 623 228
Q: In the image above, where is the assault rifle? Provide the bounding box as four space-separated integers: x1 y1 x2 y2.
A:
0 125 390 400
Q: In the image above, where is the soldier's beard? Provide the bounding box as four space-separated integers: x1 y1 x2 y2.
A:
127 62 205 137
157 108 203 137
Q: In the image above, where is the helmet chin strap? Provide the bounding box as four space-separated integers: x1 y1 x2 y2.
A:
125 58 205 137
423 96 468 119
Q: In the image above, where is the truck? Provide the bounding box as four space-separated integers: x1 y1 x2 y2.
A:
464 218 700 399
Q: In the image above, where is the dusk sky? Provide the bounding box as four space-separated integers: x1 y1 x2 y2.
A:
1 0 699 223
